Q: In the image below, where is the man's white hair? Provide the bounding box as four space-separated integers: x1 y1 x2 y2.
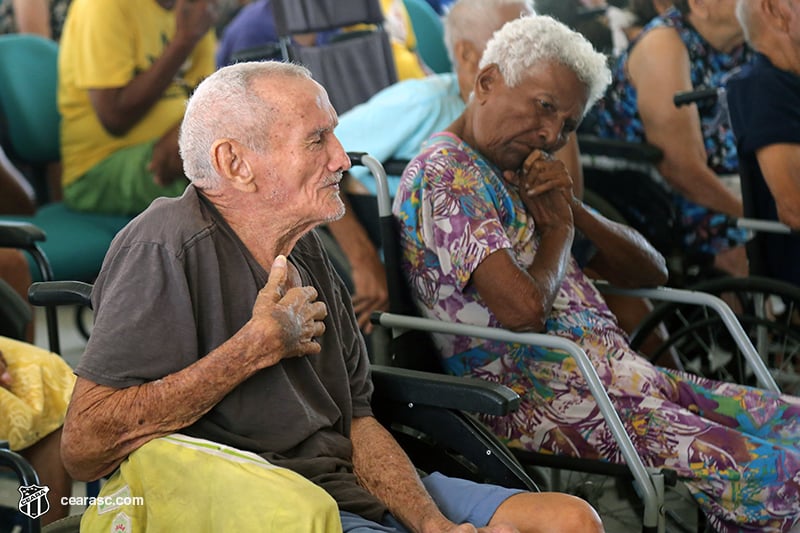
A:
735 0 762 46
443 0 535 64
179 61 312 189
479 15 611 112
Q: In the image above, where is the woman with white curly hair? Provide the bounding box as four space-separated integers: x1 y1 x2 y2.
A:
394 14 800 533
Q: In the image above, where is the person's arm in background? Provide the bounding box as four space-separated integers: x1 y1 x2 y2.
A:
88 0 219 137
755 143 800 229
628 28 743 217
12 0 51 38
573 199 668 287
325 179 388 332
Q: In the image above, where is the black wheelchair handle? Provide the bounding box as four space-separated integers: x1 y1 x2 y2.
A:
674 87 720 107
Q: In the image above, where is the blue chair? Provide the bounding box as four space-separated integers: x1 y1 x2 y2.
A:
0 34 130 284
403 0 451 74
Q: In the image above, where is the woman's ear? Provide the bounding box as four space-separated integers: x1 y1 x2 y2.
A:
474 64 501 103
210 139 257 192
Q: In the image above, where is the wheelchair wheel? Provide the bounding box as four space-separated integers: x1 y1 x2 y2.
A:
630 276 800 394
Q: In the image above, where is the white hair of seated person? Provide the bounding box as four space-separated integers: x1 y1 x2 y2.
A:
179 62 314 190
443 0 535 62
480 15 612 113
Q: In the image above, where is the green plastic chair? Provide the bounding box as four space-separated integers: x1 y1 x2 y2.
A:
0 34 130 283
403 0 452 74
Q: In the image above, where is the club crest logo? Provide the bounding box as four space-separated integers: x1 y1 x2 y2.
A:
18 484 50 520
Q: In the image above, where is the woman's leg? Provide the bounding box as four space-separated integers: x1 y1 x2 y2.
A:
475 348 800 532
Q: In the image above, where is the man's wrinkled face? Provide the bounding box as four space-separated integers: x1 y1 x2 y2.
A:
252 77 351 228
785 0 800 45
471 61 589 173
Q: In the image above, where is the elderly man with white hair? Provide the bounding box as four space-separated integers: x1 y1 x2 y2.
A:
394 13 800 533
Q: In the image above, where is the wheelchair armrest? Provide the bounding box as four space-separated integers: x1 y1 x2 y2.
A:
593 281 779 392
0 441 42 533
371 310 662 525
0 441 40 487
577 134 663 163
370 365 519 416
28 280 93 309
736 217 795 234
0 221 46 249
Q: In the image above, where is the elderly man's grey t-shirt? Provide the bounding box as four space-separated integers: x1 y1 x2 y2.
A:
76 186 384 520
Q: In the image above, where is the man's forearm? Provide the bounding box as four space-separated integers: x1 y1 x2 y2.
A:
351 417 453 533
61 327 276 481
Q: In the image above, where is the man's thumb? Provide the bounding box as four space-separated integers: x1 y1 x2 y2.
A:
265 255 288 300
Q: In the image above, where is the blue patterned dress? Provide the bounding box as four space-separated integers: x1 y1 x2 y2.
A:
0 0 72 40
585 7 752 256
393 131 800 533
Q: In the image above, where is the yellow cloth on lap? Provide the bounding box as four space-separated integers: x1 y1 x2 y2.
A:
80 434 343 532
0 336 76 451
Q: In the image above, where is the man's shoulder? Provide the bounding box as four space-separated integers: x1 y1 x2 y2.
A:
110 187 215 254
729 55 800 106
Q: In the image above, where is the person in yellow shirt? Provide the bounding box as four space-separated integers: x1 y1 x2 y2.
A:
381 0 431 80
57 0 217 216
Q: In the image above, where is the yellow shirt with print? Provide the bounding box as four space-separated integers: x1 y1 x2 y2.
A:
347 0 427 81
57 0 216 187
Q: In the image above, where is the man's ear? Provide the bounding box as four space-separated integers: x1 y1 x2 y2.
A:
763 0 791 32
474 63 501 103
453 39 480 70
210 139 257 192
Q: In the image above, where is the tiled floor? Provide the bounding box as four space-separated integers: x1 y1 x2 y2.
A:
2 305 702 532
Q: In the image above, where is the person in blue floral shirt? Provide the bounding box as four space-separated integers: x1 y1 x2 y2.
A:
583 0 752 276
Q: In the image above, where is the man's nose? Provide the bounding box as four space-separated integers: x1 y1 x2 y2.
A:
329 135 351 172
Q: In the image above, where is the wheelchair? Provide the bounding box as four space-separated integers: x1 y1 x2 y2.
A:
577 131 800 396
360 151 790 532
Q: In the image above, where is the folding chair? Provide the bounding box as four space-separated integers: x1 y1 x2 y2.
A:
0 34 131 286
271 0 398 114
